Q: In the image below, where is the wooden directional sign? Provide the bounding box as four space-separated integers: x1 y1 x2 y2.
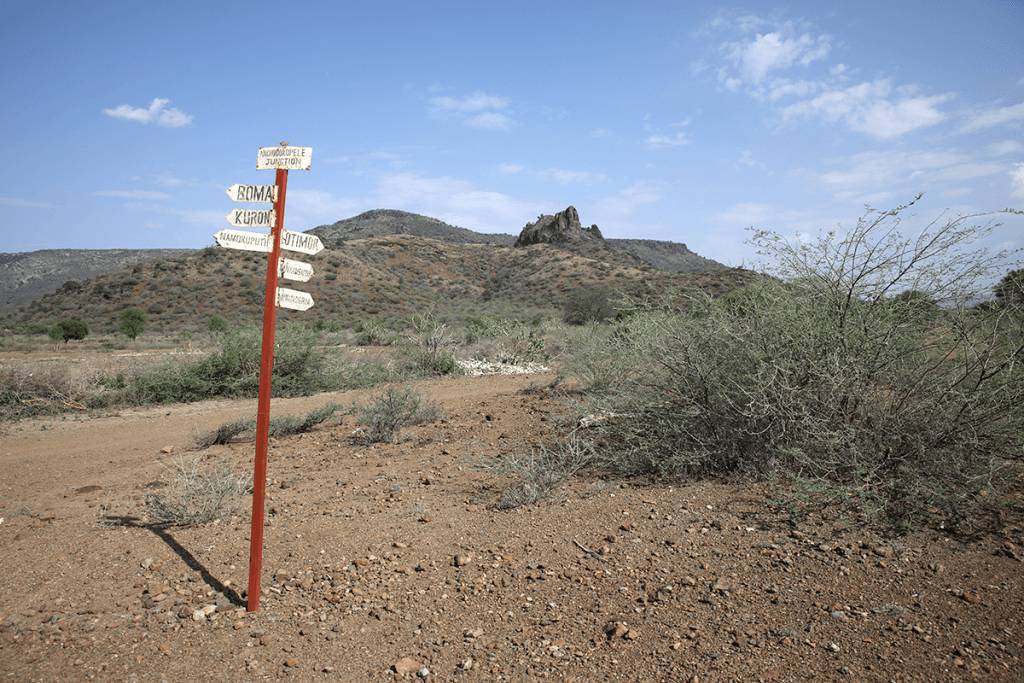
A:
280 230 324 255
227 208 275 228
257 146 312 171
226 184 277 203
277 287 314 311
214 229 272 253
280 258 314 282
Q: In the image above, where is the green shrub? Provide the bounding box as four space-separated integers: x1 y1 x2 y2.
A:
13 322 49 335
401 310 461 376
123 323 330 403
562 199 1024 528
562 285 616 325
207 315 229 332
994 268 1024 309
352 386 441 444
49 318 89 343
119 307 147 340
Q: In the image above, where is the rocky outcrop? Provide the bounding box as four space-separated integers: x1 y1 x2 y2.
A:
514 207 604 247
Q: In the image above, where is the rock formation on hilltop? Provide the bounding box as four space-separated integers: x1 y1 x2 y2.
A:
514 206 604 247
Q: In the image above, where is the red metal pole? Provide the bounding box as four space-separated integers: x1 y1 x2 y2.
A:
247 167 288 612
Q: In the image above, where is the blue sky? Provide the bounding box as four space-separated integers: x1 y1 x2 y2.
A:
1 0 1022 276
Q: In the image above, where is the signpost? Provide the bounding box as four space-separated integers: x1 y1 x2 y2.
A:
280 258 314 282
215 142 315 612
226 208 275 228
277 287 315 311
256 145 312 170
281 230 324 255
214 229 273 253
226 184 278 203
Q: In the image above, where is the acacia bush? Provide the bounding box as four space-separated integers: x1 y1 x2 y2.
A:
122 323 331 403
564 199 1024 527
49 318 89 343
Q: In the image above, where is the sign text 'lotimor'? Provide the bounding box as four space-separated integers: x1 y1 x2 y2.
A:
226 184 278 203
257 146 312 171
280 230 324 255
226 208 275 228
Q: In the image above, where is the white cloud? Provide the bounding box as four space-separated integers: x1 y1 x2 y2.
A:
593 180 664 220
287 189 367 223
591 128 610 138
726 29 832 84
1011 163 1024 199
645 132 692 148
102 98 193 127
91 190 172 200
155 174 189 187
738 150 766 169
498 163 524 175
375 173 545 232
781 80 951 139
710 202 778 225
465 112 513 131
807 148 1013 202
1 197 55 208
430 91 510 112
429 90 514 130
986 140 1024 157
957 102 1024 134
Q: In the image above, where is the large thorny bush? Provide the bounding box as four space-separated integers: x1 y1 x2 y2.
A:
561 198 1023 526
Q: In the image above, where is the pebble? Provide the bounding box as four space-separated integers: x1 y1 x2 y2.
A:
393 657 422 675
831 610 849 622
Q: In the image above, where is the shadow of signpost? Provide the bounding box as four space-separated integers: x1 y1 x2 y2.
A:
107 515 246 607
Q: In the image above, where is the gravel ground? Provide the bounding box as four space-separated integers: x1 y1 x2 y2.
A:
1 368 1022 682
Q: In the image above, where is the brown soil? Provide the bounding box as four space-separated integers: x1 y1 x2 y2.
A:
1 355 1022 682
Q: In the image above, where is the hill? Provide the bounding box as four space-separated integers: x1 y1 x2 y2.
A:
1 207 740 333
1 234 755 335
311 209 517 246
0 249 194 312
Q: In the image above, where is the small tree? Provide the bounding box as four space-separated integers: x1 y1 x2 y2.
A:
119 307 147 340
49 318 89 344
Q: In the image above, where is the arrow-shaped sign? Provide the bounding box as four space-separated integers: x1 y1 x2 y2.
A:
226 184 277 203
277 287 314 311
226 209 275 228
280 230 325 255
257 146 312 171
280 258 314 282
214 229 273 253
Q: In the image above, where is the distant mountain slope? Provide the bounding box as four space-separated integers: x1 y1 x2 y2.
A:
0 249 194 312
607 238 724 272
311 209 517 246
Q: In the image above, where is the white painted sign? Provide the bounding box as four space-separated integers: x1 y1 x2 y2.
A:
280 230 324 255
214 229 273 253
226 208 275 228
257 146 312 171
226 184 277 203
277 287 314 311
280 258 314 282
